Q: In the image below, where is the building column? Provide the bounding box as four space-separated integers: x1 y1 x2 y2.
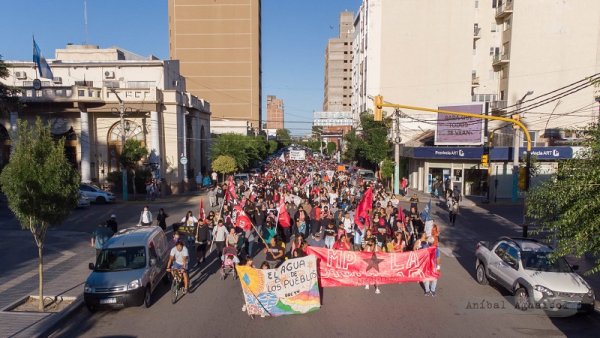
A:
80 109 91 183
150 111 161 178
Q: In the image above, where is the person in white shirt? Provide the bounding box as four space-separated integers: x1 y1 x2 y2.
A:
167 240 189 293
212 219 229 256
139 206 153 226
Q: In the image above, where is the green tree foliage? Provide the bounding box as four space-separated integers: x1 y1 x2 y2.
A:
343 113 392 168
268 140 278 154
0 56 19 116
380 158 394 179
526 125 600 274
326 142 337 155
0 118 80 311
212 155 237 181
276 128 292 147
120 139 148 198
210 133 264 171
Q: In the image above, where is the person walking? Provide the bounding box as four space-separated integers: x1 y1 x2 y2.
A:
106 214 118 234
156 208 168 231
195 219 210 265
92 223 113 257
212 219 228 256
448 197 459 226
138 206 153 226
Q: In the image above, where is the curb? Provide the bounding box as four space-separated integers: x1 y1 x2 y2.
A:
35 295 84 338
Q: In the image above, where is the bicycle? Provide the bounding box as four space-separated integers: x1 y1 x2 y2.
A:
168 268 185 304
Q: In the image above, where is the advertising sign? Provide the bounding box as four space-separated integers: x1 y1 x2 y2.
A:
435 103 484 145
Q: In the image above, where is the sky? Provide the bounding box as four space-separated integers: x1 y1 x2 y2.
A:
0 0 362 136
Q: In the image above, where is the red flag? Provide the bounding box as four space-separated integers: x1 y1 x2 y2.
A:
278 199 291 228
199 199 205 220
233 206 252 231
226 175 238 202
354 187 373 230
397 206 406 226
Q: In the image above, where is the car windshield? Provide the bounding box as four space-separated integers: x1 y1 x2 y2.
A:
361 172 375 179
521 251 572 273
95 246 146 271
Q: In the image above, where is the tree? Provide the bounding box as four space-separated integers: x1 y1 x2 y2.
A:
210 133 264 171
212 155 236 182
342 128 362 163
380 158 395 189
0 118 80 311
0 55 19 117
326 142 337 155
276 128 292 147
268 140 278 154
359 112 392 168
526 124 600 274
120 139 148 199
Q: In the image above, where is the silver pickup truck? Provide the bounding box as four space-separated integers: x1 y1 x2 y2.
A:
475 237 595 314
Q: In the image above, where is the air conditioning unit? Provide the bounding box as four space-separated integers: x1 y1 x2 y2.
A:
15 71 27 79
53 77 63 84
104 71 115 79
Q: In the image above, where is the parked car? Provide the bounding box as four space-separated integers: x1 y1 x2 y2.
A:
84 226 170 310
80 183 115 204
475 237 595 314
77 193 91 208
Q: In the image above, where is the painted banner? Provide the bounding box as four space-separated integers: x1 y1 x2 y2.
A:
236 256 321 317
306 246 439 287
435 103 483 145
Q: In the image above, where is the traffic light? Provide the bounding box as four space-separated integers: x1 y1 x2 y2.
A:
374 95 383 121
480 154 489 168
481 146 489 167
518 167 527 190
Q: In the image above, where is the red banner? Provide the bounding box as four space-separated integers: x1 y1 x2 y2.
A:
305 246 440 287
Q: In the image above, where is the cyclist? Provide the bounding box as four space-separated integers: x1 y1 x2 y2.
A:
167 239 189 293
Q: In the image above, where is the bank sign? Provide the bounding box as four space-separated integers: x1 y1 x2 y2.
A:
435 103 484 146
410 146 575 161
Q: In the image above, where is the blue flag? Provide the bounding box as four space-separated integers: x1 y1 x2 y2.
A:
33 37 54 79
420 199 433 222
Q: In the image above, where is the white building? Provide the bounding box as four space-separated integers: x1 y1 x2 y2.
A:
351 0 600 198
1 44 211 194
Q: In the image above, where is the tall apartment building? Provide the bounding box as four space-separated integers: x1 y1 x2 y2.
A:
352 0 600 142
168 0 261 130
323 11 354 112
266 95 284 129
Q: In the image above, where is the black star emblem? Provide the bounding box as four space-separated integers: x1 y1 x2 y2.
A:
364 252 385 272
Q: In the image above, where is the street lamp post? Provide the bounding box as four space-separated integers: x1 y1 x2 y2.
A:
110 89 128 201
511 91 534 203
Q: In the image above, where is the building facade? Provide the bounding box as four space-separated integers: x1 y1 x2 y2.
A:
266 95 284 129
1 44 211 194
351 0 600 198
323 11 354 112
168 0 261 130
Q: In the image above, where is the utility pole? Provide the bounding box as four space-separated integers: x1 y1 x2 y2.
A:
393 109 401 195
111 89 128 201
512 91 534 203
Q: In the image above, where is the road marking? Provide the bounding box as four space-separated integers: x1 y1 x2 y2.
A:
439 246 461 258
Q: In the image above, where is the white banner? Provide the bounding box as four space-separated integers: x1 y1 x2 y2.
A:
289 150 306 161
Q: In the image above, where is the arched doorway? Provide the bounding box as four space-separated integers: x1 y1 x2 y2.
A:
0 125 10 171
107 120 145 173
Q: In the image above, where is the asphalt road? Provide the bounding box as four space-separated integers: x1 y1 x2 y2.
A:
45 195 600 338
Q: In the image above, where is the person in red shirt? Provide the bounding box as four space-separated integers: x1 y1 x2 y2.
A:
333 233 351 251
310 203 321 238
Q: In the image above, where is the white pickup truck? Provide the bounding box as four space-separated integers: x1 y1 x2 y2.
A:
475 237 595 314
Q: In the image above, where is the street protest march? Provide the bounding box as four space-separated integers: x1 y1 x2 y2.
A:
306 246 440 287
236 256 321 317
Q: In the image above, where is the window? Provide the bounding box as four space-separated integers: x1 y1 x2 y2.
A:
494 242 509 258
475 0 479 8
522 131 538 147
489 47 494 56
491 22 497 32
492 0 497 8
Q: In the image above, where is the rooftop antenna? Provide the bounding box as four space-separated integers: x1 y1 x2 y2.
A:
83 0 89 44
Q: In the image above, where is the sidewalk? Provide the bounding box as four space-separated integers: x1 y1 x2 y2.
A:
0 230 94 337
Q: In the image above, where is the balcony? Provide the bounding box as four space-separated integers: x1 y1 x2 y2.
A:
473 27 481 40
495 0 513 20
492 53 510 67
471 74 480 87
20 85 103 103
490 100 507 112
